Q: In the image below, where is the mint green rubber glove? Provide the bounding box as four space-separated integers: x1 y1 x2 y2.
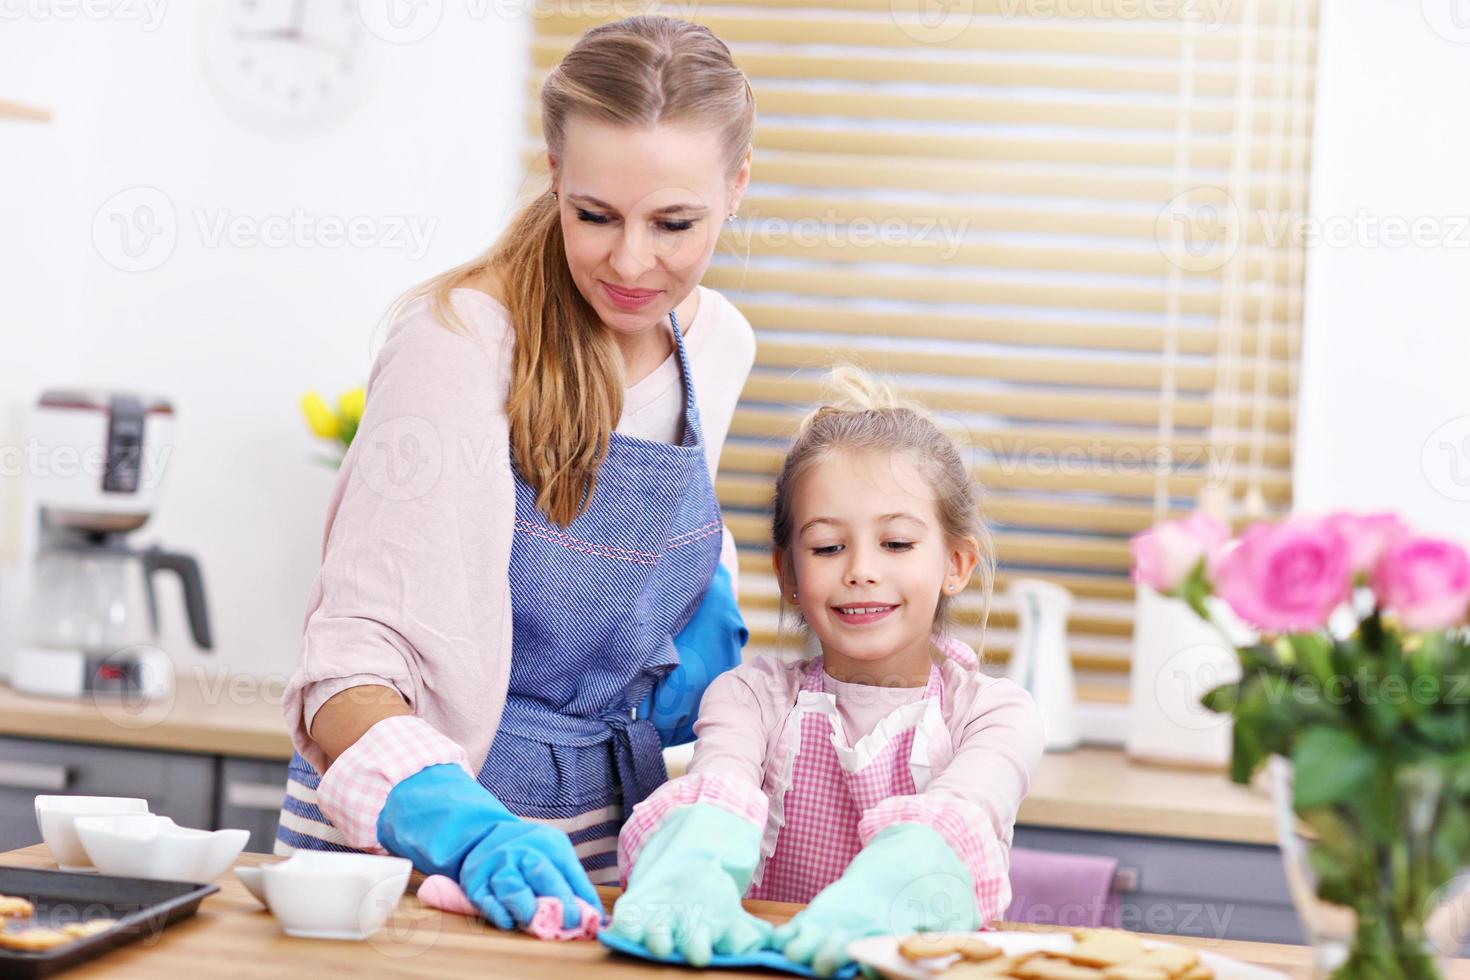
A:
772 823 979 978
609 802 773 966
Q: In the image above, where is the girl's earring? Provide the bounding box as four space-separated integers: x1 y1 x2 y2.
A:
550 190 558 201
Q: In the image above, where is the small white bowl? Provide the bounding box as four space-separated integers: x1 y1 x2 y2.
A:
259 851 413 940
34 796 150 871
73 814 249 884
234 866 267 905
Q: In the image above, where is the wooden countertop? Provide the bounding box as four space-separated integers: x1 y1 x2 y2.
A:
9 844 1463 979
1018 748 1280 846
0 677 1277 845
0 671 294 760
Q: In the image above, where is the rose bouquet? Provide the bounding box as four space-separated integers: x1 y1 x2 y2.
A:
1132 511 1470 978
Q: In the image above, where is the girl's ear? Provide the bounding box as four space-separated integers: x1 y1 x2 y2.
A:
771 547 791 602
946 535 981 593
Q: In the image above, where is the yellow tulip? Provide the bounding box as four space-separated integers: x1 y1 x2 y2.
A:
338 386 366 423
300 391 340 440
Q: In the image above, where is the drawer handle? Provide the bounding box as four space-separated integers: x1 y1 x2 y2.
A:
0 760 72 792
224 781 287 811
1112 866 1141 893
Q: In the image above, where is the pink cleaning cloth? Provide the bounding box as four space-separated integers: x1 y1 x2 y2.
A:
416 874 603 940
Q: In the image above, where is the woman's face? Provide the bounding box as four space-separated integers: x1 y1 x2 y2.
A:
551 115 749 339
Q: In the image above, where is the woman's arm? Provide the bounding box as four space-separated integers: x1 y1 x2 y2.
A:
309 684 413 770
281 289 519 780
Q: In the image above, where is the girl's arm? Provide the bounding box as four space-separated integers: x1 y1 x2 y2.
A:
617 658 795 881
858 673 1045 925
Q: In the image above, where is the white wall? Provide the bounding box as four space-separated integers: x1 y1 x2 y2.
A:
0 2 529 681
1294 0 1470 541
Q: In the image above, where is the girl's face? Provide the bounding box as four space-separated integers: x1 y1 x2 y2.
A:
551 115 750 340
774 449 979 685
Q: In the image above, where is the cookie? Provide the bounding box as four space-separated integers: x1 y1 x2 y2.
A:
1178 967 1214 980
949 954 1035 976
1127 947 1200 975
1065 933 1147 968
0 928 75 951
62 918 118 938
1101 968 1171 980
899 933 1000 961
1014 956 1107 980
0 896 33 918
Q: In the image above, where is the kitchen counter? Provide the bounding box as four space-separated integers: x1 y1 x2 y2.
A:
7 843 1462 979
0 671 293 760
0 675 1277 843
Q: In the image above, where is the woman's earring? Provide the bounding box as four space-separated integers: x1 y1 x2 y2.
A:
550 190 558 201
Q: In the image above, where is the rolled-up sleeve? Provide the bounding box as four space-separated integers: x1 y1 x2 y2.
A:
282 291 517 776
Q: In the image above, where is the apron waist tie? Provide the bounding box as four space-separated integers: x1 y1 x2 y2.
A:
499 695 669 811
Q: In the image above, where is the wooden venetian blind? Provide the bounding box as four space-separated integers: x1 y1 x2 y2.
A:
527 0 1317 702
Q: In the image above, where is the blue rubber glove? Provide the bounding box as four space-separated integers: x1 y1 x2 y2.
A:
377 763 604 931
639 563 748 746
772 824 979 978
609 802 772 966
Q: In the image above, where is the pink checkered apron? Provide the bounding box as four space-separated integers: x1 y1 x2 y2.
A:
747 657 944 904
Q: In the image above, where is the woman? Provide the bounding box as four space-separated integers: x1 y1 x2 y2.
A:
274 15 757 936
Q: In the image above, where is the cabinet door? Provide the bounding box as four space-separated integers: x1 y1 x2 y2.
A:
1012 825 1301 945
216 758 291 854
0 736 213 853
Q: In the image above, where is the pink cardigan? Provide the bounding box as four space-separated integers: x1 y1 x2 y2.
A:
282 286 756 775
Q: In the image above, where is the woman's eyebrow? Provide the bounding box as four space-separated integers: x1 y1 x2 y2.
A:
567 193 708 216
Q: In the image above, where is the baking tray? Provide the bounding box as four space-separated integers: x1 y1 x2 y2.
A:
0 865 218 978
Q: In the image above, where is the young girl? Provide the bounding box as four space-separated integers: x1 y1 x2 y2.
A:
608 369 1046 976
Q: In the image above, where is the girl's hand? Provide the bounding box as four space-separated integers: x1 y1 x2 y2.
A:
608 803 771 966
771 823 979 978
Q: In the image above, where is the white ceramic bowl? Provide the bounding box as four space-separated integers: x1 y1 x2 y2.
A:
34 795 150 871
73 814 249 884
234 865 267 905
259 851 413 940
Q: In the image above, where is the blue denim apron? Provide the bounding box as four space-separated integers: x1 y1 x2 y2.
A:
276 308 724 883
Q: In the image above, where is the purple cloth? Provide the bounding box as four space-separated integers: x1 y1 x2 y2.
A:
1006 846 1120 928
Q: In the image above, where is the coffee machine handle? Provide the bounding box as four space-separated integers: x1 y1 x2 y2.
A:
142 547 214 651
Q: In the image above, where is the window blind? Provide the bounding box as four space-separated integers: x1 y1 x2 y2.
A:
526 0 1316 703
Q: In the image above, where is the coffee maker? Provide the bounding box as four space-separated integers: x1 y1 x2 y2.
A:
10 390 213 699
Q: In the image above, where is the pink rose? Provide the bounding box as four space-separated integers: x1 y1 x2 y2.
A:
1213 517 1352 632
1372 534 1470 631
1324 511 1410 578
1130 511 1230 592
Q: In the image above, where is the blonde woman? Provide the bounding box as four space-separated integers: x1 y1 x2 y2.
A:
275 16 756 939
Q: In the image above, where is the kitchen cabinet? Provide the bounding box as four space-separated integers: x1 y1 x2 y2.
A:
0 735 213 852
1013 825 1300 945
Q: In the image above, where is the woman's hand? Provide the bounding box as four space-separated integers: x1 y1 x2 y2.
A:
609 803 771 965
377 763 603 931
